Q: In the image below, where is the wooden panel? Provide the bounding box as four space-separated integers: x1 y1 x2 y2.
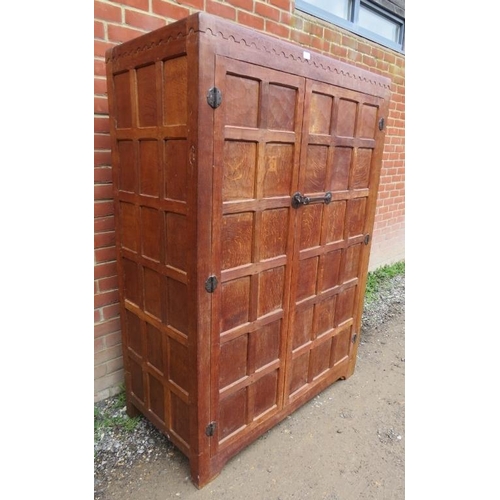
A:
163 56 188 126
225 74 260 127
262 144 294 197
221 212 254 270
146 323 164 373
139 140 160 197
267 84 297 131
165 140 188 202
117 141 136 192
107 41 193 463
113 72 132 128
143 267 162 320
140 207 161 262
136 64 157 127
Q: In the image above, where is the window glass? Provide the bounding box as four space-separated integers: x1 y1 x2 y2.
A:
306 0 352 20
358 4 400 42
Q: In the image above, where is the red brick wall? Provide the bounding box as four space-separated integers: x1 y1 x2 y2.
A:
94 0 405 401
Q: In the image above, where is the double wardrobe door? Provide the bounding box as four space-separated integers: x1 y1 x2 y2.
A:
209 55 386 457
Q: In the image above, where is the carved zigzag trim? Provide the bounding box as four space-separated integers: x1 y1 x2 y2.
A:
106 24 391 91
105 28 196 63
203 27 390 90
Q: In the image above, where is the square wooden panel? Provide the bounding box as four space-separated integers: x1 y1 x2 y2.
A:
221 212 254 270
313 296 337 338
345 198 367 238
164 140 188 202
351 148 372 189
169 338 189 392
122 258 141 307
289 352 309 395
220 277 251 333
143 267 162 320
139 140 160 197
222 141 257 202
117 141 136 192
331 327 351 366
267 84 297 131
136 63 157 127
321 250 342 291
292 305 314 350
146 322 164 373
166 213 188 272
148 373 165 422
120 202 139 252
125 309 142 356
113 71 132 129
163 56 187 126
171 393 190 445
225 74 260 128
262 143 294 197
304 144 329 193
309 92 333 135
166 279 188 335
260 208 288 260
331 147 352 192
296 257 318 301
324 201 346 244
252 320 281 370
310 338 333 380
299 204 322 251
219 334 248 389
140 206 161 263
219 389 247 441
129 357 144 402
257 266 285 317
335 287 356 326
336 98 357 138
341 244 362 283
253 371 278 418
359 103 378 139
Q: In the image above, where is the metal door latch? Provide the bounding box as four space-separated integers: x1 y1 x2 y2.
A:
291 191 332 209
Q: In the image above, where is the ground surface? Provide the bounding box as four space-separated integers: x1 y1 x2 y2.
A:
95 275 404 500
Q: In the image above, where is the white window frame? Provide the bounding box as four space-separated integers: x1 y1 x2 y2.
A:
295 0 405 53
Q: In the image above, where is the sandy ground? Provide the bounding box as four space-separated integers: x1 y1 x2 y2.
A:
95 305 404 500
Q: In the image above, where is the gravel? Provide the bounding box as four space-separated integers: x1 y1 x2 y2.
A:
94 273 405 498
361 274 405 334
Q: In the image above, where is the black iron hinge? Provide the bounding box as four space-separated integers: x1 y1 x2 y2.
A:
207 87 222 109
352 334 357 344
205 275 218 293
378 117 385 131
205 422 217 437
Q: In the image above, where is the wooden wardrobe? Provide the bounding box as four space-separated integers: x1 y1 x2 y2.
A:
105 11 391 488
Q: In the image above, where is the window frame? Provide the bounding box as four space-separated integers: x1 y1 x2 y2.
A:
295 0 405 53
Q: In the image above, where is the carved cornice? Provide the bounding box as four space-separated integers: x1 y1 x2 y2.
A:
105 29 194 63
106 21 391 92
203 26 391 91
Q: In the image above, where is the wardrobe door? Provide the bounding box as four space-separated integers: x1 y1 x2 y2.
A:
209 55 305 458
285 79 387 404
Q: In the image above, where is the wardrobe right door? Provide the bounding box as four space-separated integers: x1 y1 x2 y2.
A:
284 78 388 405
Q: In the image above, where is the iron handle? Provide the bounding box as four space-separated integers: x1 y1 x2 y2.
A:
291 191 332 209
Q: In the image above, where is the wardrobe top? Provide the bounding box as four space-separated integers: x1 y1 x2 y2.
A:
106 11 392 99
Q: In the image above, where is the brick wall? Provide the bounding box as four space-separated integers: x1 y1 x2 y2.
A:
94 0 405 401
